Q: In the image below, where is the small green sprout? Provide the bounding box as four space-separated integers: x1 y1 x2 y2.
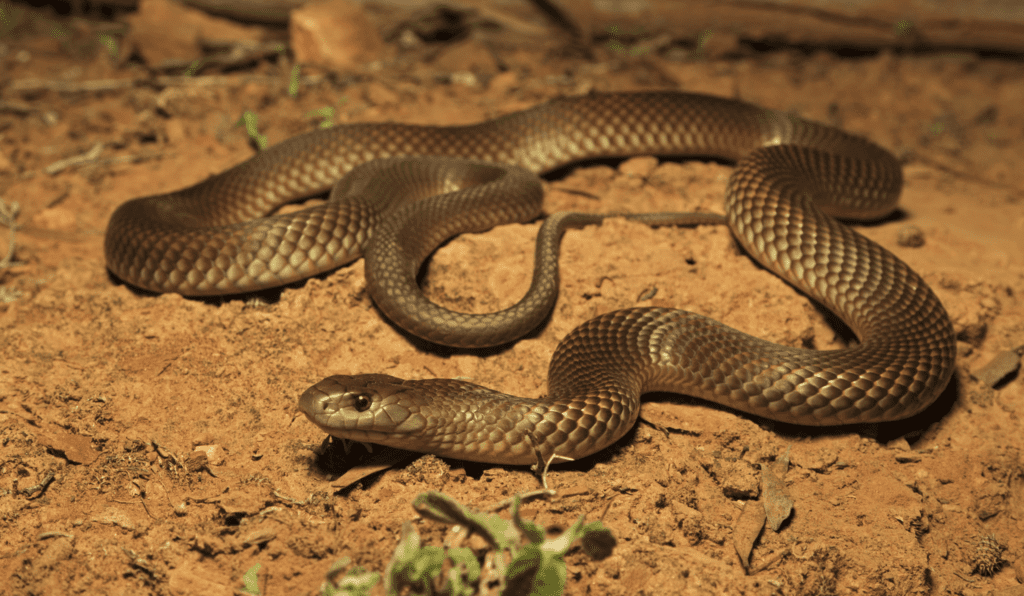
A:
894 19 914 38
49 22 69 41
184 58 205 76
605 24 650 57
0 5 24 36
288 64 302 97
237 110 268 150
380 491 614 596
695 29 714 53
321 557 380 596
307 106 336 129
240 563 262 595
97 33 118 60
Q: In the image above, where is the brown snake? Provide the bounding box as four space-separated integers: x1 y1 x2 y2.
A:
104 92 956 464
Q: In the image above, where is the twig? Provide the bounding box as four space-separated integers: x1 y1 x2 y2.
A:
7 78 140 93
152 40 287 72
488 488 556 512
37 531 75 540
529 442 573 490
0 100 37 114
272 490 307 505
20 471 56 499
44 143 105 175
7 73 326 94
751 546 791 573
42 144 163 177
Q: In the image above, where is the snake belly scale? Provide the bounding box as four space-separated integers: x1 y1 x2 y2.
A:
103 92 956 465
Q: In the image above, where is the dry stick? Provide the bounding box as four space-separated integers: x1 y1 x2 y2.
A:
7 72 326 95
155 39 289 71
44 143 105 175
0 100 37 114
41 143 165 177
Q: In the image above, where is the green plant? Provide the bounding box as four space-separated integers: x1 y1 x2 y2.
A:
97 33 118 60
237 110 268 150
238 491 613 595
382 491 615 595
894 19 914 38
307 106 336 129
240 563 262 595
0 3 25 37
288 64 302 97
184 57 206 76
604 24 651 57
320 557 380 596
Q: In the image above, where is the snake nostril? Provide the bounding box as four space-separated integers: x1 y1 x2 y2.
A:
298 388 328 417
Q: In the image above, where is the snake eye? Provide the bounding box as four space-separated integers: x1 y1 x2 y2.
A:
352 393 373 412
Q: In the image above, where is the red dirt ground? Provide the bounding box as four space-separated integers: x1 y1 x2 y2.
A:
1 9 1022 596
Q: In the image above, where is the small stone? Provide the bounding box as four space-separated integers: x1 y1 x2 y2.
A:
193 444 226 466
290 0 384 71
185 450 209 472
618 156 659 179
896 225 925 247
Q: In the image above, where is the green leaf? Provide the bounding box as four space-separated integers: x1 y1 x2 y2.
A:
505 543 567 596
578 521 616 561
446 547 481 584
413 492 519 551
184 57 205 76
511 495 545 545
408 545 446 585
97 33 118 60
321 557 381 596
385 522 446 595
288 64 301 97
321 565 380 596
237 110 268 150
306 106 336 129
240 563 262 595
504 543 543 595
384 521 422 594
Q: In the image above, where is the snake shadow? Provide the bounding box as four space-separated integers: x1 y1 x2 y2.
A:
105 267 325 305
523 370 961 481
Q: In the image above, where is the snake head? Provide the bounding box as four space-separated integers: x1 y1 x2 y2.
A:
299 374 547 464
298 374 426 442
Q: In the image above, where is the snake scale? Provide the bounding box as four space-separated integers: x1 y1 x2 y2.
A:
104 92 957 466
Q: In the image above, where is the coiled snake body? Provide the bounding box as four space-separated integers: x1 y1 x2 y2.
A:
104 92 956 465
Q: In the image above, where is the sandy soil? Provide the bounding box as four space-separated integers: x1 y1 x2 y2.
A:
1 11 1023 596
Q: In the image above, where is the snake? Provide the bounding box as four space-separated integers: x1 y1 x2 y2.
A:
295 93 957 465
102 92 956 464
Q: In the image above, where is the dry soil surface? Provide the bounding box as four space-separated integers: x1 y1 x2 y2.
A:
1 16 1023 596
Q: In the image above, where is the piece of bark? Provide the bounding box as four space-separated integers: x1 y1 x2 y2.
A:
553 0 1024 53
973 349 1021 387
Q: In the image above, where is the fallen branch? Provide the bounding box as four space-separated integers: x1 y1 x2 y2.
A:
6 72 326 95
43 142 164 176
